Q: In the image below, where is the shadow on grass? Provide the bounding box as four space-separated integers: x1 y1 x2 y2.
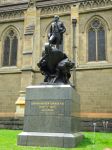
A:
77 137 93 148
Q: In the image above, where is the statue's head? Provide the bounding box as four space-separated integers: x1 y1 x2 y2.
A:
54 15 59 22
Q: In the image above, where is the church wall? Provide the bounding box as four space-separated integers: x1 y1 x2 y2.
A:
77 4 112 120
0 73 21 116
0 20 24 116
76 69 112 117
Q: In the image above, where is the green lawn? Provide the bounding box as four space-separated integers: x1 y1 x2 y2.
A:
0 130 112 150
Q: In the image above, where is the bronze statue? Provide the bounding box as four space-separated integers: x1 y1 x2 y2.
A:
37 16 74 84
48 15 66 49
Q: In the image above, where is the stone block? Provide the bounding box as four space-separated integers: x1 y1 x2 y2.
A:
18 132 83 148
25 85 73 100
23 116 72 133
18 85 83 147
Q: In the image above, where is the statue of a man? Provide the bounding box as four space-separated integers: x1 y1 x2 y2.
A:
48 15 66 48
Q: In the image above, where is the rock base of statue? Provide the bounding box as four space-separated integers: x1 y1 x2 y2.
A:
17 85 83 148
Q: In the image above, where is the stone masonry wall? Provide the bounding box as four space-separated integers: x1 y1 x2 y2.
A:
0 73 21 115
76 68 112 117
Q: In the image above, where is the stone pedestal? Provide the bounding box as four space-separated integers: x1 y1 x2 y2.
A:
18 85 83 148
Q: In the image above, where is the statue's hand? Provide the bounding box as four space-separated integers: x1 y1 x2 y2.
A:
48 33 51 39
59 28 63 32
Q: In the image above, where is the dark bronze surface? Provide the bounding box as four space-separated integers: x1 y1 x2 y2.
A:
38 16 74 84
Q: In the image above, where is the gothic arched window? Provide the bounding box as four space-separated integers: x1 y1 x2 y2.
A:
3 29 18 66
88 19 106 61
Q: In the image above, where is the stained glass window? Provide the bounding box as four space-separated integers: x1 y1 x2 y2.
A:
88 29 96 61
88 19 106 61
97 27 106 61
3 29 18 66
3 36 10 66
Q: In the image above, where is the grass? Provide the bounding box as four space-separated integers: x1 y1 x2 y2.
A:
0 130 112 150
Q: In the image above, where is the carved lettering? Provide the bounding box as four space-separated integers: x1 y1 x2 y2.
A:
31 101 64 114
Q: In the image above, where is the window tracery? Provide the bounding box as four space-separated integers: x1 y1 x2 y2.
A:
3 29 18 66
88 19 106 61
